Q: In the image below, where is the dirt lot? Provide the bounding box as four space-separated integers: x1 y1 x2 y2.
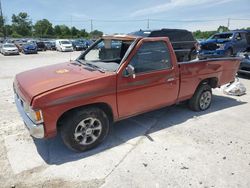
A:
0 51 250 188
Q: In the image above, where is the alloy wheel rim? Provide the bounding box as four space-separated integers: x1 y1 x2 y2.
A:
199 91 212 110
74 117 102 145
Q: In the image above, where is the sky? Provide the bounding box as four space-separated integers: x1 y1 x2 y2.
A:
2 0 250 34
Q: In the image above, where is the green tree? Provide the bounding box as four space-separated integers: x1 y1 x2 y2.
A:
78 29 89 38
34 19 54 38
4 24 12 36
90 29 103 39
193 30 217 39
51 25 71 38
71 26 79 38
12 12 32 36
217 25 229 33
0 15 5 37
54 25 62 37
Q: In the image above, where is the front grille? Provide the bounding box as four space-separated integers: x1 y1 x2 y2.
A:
201 43 219 51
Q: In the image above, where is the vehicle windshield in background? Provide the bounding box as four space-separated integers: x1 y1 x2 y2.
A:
3 44 16 48
25 42 36 46
210 33 233 40
78 39 134 72
60 41 71 44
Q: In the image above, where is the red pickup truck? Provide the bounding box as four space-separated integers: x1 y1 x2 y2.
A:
14 35 240 152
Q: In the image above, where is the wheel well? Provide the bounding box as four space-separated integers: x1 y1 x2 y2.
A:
199 77 218 88
56 103 114 130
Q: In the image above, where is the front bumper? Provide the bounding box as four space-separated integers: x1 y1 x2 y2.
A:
4 51 19 55
75 46 85 51
23 49 37 54
62 47 73 52
15 94 44 138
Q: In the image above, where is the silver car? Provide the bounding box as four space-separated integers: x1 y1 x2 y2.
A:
0 43 19 55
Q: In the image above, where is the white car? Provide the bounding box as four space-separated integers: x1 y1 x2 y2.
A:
55 39 73 52
0 43 19 55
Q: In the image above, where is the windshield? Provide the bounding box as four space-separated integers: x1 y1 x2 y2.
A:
3 44 16 48
210 33 233 40
74 41 84 45
25 42 36 46
78 38 134 72
60 41 71 44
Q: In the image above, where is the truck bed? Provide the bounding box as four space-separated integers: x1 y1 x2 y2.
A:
177 57 241 102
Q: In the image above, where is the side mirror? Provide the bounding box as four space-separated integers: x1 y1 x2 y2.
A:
124 64 136 78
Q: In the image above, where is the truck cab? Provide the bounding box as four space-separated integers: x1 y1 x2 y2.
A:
14 33 240 152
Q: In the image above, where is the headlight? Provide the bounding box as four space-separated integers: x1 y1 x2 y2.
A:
217 44 225 50
23 102 43 124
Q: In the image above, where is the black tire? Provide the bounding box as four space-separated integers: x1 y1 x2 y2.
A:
61 107 110 152
188 84 212 111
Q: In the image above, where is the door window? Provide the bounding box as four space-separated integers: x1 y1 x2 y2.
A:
129 41 172 74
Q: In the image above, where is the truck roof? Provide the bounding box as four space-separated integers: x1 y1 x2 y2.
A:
102 34 137 41
129 28 196 42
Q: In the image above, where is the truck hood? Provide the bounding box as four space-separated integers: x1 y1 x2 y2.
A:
201 39 230 45
15 61 105 103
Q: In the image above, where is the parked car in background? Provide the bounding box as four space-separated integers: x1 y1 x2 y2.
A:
36 41 47 51
0 43 19 55
85 39 94 48
21 42 38 54
238 53 250 76
130 29 198 62
55 39 73 52
72 40 87 51
44 41 56 50
14 42 25 52
198 30 250 59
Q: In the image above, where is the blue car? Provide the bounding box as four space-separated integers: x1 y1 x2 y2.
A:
198 30 250 59
21 42 38 54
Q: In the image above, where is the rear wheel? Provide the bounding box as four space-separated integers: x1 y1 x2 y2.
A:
188 84 212 111
61 107 110 152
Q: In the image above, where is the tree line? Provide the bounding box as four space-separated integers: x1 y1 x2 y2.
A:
0 12 103 39
0 12 249 39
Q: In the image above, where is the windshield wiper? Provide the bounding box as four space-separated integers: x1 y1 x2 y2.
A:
74 59 106 73
84 62 106 73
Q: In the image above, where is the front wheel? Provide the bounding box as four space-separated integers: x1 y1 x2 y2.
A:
61 107 110 152
188 84 212 111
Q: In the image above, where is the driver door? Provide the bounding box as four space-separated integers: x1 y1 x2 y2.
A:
116 38 179 118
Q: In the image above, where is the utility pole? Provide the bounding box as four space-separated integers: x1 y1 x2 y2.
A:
0 0 5 39
90 19 93 32
227 18 230 30
147 18 150 29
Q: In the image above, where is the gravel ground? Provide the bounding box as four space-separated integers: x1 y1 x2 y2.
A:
0 51 250 188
